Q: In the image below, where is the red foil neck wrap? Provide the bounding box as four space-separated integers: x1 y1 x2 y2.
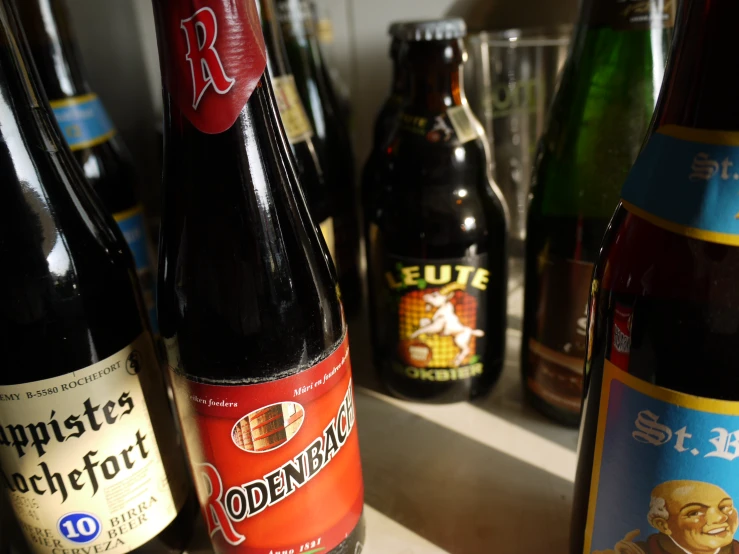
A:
155 0 267 134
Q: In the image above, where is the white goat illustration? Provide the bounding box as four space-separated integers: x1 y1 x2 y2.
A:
410 283 484 367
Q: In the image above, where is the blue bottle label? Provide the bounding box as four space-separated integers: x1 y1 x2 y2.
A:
50 94 116 151
621 125 739 245
114 206 158 334
584 360 739 553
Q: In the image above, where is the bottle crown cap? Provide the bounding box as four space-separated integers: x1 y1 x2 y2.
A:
396 18 467 42
388 21 405 37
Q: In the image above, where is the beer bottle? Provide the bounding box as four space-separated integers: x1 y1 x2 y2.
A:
361 22 409 232
16 0 159 334
259 0 335 261
521 0 673 425
311 2 352 130
571 1 739 552
372 22 409 149
151 0 366 552
365 19 508 404
0 0 195 551
276 0 361 312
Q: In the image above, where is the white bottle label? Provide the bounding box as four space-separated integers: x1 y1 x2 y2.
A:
0 334 185 553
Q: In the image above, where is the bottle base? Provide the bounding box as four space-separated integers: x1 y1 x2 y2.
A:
524 385 582 427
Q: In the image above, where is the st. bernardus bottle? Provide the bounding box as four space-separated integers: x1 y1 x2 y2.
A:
0 0 194 551
276 0 361 312
259 0 335 261
16 0 159 333
365 19 508 403
522 0 673 425
570 1 739 552
151 1 365 552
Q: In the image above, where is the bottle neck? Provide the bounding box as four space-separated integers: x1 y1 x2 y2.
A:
259 0 291 78
277 0 323 63
406 40 465 113
0 1 56 186
15 0 88 100
0 0 116 248
654 0 739 130
388 40 408 100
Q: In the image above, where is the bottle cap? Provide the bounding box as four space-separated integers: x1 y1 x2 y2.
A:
397 18 467 42
388 22 405 37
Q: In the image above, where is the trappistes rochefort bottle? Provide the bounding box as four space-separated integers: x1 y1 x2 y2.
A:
151 1 365 552
259 0 335 263
521 0 673 426
276 0 362 314
365 19 508 404
570 1 739 552
0 0 194 552
16 0 159 334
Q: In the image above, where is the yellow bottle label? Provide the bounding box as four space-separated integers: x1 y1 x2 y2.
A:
273 75 314 144
0 335 186 552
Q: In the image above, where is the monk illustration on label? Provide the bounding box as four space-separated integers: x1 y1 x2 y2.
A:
410 283 484 367
594 480 739 554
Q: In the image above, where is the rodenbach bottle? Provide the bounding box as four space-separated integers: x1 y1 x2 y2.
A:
571 1 739 552
259 0 335 261
0 0 194 551
276 0 361 313
365 19 508 403
16 0 159 334
521 0 673 425
151 1 365 552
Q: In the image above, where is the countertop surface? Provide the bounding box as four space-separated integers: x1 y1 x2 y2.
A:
186 261 580 554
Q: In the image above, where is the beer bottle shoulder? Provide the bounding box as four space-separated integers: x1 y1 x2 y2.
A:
588 205 739 390
158 89 344 384
530 27 670 221
76 135 140 213
0 152 143 383
368 135 506 256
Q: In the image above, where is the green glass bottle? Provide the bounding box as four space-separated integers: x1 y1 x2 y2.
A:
521 0 674 425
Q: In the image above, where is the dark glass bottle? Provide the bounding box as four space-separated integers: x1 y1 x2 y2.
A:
276 0 361 312
571 1 739 552
310 1 352 129
259 0 335 262
0 0 194 551
16 0 159 333
151 1 365 552
521 0 673 426
372 22 409 149
361 22 410 233
365 19 508 404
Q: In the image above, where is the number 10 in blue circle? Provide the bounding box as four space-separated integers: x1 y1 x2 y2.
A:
58 512 102 544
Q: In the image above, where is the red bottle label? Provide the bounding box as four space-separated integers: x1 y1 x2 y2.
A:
169 335 364 552
609 302 633 370
155 0 267 134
